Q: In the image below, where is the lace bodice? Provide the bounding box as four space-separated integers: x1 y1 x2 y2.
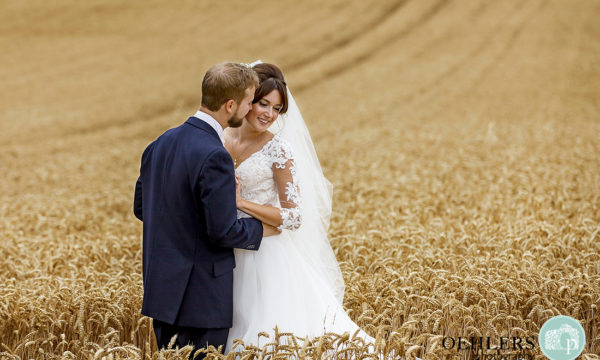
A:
234 135 302 231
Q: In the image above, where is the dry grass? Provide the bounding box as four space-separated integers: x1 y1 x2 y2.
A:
1 0 599 359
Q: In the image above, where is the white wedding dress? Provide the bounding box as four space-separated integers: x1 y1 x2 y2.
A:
224 134 375 353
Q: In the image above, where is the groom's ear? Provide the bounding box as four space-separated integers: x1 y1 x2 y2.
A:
224 99 236 113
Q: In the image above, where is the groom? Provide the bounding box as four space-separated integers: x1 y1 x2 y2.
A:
133 62 279 358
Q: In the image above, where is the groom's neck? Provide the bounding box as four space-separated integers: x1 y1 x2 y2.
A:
198 106 229 130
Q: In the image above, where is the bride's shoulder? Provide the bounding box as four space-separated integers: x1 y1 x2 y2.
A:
268 134 294 153
265 134 296 163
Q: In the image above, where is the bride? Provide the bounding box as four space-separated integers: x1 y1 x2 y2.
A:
222 61 375 353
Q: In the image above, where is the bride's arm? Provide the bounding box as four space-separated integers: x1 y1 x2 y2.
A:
236 157 302 231
236 191 283 229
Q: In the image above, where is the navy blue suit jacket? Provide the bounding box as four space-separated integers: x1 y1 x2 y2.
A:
133 116 263 328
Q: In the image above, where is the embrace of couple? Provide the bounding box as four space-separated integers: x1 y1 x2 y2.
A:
133 61 374 358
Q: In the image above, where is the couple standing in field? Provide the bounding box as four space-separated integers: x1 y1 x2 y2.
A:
133 61 373 358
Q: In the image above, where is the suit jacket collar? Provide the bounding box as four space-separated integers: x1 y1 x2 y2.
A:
185 116 224 144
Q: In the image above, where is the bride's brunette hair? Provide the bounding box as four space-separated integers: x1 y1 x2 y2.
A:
252 63 289 114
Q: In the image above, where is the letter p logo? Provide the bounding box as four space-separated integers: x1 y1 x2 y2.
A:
565 339 577 355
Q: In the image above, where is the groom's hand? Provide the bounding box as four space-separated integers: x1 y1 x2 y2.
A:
262 223 281 237
235 174 243 208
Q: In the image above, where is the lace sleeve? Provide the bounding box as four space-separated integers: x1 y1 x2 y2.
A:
269 137 302 231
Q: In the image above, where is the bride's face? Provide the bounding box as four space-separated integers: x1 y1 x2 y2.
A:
245 89 283 133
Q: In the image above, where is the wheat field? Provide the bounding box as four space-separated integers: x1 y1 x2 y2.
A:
1 0 599 359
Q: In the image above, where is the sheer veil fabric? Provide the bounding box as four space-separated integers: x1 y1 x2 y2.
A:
254 60 345 304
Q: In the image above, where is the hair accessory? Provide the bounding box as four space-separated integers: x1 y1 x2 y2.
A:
241 60 263 68
249 60 263 67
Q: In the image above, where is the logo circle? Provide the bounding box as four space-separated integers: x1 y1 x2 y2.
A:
539 315 586 360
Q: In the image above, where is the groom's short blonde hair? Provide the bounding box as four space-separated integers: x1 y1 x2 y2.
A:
201 62 259 111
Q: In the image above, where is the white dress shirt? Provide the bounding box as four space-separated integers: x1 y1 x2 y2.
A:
193 110 225 145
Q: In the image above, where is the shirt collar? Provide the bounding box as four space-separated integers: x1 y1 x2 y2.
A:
193 110 225 145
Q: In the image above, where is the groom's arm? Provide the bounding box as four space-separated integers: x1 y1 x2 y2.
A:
198 149 263 250
133 177 143 221
133 142 155 222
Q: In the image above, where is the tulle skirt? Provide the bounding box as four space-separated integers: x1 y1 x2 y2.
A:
225 231 374 353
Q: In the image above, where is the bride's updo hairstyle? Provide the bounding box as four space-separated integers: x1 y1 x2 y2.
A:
252 63 289 114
